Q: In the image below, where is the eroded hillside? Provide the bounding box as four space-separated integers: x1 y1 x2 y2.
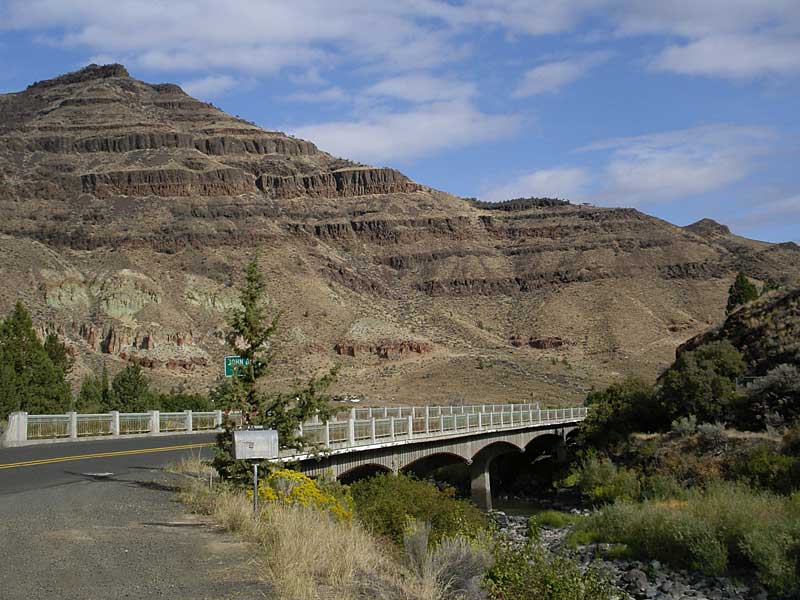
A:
2 64 799 404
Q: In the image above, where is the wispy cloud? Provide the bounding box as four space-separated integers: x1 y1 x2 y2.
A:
365 74 476 103
582 124 776 204
513 51 611 97
181 74 238 99
651 34 800 79
482 167 591 202
287 87 349 104
290 101 519 164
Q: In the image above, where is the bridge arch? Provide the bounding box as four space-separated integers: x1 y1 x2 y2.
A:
470 441 523 511
338 463 393 484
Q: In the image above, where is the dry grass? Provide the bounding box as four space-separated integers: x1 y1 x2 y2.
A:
168 452 217 482
178 478 464 600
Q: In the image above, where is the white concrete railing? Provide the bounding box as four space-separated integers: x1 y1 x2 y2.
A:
287 404 588 458
2 410 225 447
1 403 588 449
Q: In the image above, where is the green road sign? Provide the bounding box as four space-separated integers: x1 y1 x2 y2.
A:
224 355 251 377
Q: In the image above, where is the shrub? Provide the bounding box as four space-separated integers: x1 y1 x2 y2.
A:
403 519 493 600
744 364 800 429
249 468 353 521
658 341 745 424
641 473 687 501
580 377 665 448
671 415 697 436
782 426 800 456
484 540 616 600
696 422 726 447
729 444 800 494
576 456 641 504
582 482 800 595
350 473 487 545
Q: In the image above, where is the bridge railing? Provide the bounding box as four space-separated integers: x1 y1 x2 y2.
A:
2 410 226 446
2 403 588 449
287 404 587 457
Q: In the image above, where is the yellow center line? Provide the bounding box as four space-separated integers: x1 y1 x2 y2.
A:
0 442 213 470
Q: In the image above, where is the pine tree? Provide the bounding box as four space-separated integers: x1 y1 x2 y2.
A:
76 375 104 412
0 302 71 418
213 257 338 481
44 332 74 376
726 272 759 314
108 363 154 412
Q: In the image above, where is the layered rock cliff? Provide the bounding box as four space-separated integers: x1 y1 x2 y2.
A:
2 64 800 404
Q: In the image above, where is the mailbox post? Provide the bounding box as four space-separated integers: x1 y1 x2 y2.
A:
233 429 279 514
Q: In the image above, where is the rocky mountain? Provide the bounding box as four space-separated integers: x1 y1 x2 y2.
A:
2 64 800 404
680 286 800 375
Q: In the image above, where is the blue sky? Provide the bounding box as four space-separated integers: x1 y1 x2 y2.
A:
1 1 798 243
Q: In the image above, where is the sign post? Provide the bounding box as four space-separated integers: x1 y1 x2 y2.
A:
253 463 259 514
232 429 279 514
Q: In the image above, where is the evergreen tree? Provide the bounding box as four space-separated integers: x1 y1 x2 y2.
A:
0 302 71 418
108 363 154 412
726 272 759 314
100 365 111 409
44 332 74 376
213 257 338 481
76 374 104 412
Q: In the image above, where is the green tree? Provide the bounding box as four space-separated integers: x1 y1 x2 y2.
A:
108 363 154 411
658 341 746 424
726 272 759 314
76 374 104 412
0 302 71 418
580 377 666 448
44 332 74 376
212 257 338 481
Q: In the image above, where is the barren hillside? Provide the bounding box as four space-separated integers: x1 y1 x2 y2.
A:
2 64 799 405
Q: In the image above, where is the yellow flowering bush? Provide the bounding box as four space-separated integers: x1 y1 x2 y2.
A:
248 468 353 521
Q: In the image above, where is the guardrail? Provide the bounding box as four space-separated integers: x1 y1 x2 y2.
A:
289 404 587 457
2 410 226 446
1 403 588 449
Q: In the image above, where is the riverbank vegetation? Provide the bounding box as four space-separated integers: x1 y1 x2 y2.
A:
176 461 616 600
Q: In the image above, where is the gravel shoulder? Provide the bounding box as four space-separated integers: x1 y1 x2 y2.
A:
0 467 271 599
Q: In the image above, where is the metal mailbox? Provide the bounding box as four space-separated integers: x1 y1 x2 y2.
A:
233 429 279 460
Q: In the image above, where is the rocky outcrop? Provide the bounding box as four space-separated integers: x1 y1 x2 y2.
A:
419 269 610 296
257 167 422 199
510 335 571 349
27 133 317 156
81 167 254 198
334 339 433 359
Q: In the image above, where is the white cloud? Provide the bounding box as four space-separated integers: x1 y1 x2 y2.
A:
365 74 476 103
287 87 348 104
483 167 590 202
583 125 775 204
651 34 800 79
513 51 611 97
290 101 519 164
0 0 460 74
181 74 237 99
734 195 800 226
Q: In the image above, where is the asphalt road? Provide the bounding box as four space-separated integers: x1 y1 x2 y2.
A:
0 433 217 496
0 435 271 599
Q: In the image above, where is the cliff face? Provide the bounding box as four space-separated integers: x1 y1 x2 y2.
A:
2 64 800 404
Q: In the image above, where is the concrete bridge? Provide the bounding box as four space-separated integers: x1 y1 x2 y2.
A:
279 404 587 510
3 403 588 510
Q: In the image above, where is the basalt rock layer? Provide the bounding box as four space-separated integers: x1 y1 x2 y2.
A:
2 64 800 403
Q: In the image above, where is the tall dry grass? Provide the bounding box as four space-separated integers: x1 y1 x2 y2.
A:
179 478 483 600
